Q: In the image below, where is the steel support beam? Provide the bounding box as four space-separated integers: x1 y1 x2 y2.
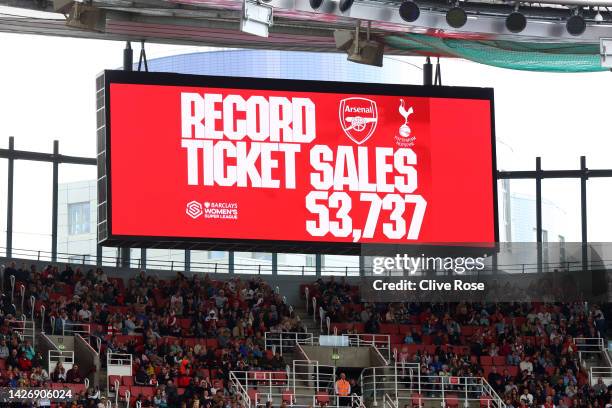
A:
51 141 59 263
535 157 542 273
6 137 14 259
580 156 588 272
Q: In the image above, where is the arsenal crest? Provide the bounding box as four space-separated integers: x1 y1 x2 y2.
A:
339 97 378 145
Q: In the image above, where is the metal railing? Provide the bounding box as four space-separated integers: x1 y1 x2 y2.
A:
230 371 252 408
48 350 74 374
589 366 612 386
265 331 391 363
292 360 337 396
264 331 315 356
361 363 506 408
575 337 611 367
383 393 398 408
230 366 342 408
4 247 612 276
7 317 35 346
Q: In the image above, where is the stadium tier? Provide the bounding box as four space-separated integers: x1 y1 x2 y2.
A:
0 261 609 408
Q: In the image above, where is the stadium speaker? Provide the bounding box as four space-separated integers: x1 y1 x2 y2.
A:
446 6 467 28
338 0 354 12
310 0 323 9
399 0 420 22
567 14 586 35
334 29 354 50
506 12 527 33
65 3 105 32
347 40 384 67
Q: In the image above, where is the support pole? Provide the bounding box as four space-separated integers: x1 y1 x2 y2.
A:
229 251 235 274
51 141 59 263
535 157 542 273
423 57 433 86
6 137 14 258
140 248 146 270
580 156 588 272
123 41 133 71
272 252 278 275
185 249 190 272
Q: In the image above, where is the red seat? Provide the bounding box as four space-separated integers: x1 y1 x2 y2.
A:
480 395 492 407
122 376 134 386
493 356 505 366
248 389 260 403
380 324 399 334
108 375 120 390
480 356 493 366
282 389 294 404
445 394 459 408
139 386 156 398
69 384 86 395
316 391 330 405
412 393 423 407
273 372 288 384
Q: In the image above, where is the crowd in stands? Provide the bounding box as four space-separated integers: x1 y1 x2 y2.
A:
2 259 612 408
305 277 611 408
2 260 302 407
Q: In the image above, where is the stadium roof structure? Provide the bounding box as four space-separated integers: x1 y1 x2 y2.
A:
1 0 611 71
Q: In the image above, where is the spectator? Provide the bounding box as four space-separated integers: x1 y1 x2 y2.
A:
66 363 83 383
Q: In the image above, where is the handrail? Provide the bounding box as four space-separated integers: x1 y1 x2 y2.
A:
229 371 252 408
361 365 506 408
4 247 612 276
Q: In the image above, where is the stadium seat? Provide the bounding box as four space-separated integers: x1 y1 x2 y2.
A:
315 391 330 405
248 388 260 403
108 375 120 391
480 395 492 407
411 393 423 407
282 388 294 404
493 356 505 366
480 356 493 366
445 394 459 408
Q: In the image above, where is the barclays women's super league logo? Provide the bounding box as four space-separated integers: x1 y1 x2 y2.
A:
396 99 416 147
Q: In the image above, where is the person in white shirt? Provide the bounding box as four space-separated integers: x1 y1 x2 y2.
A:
519 388 534 406
519 356 534 374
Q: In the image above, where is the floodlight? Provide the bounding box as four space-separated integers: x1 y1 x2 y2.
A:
446 6 467 28
566 14 586 36
399 1 420 22
506 11 526 33
240 0 273 37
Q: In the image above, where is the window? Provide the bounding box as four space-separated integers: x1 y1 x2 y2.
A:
68 202 90 235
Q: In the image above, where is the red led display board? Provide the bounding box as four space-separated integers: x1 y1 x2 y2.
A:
97 71 497 254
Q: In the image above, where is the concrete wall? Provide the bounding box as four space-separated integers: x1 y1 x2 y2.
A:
301 346 372 368
75 334 101 387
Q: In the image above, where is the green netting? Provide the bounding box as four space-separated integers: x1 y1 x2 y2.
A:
385 33 608 73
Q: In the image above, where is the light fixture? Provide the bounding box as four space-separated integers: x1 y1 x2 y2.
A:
566 10 586 36
506 8 526 33
240 0 273 37
309 0 323 9
594 8 604 22
399 0 420 22
338 0 354 13
446 6 467 28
